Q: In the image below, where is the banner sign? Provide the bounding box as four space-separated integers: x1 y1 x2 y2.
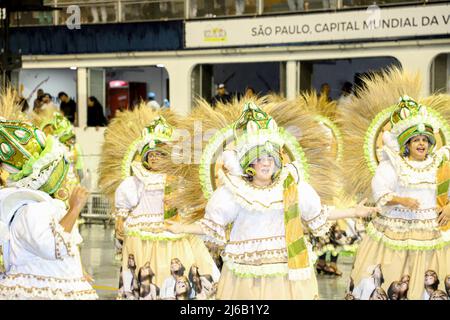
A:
185 4 450 48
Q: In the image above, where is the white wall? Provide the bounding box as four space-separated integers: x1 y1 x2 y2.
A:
18 69 77 107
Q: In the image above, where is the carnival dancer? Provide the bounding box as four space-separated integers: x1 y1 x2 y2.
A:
98 105 220 300
165 99 378 299
339 67 450 300
0 89 97 299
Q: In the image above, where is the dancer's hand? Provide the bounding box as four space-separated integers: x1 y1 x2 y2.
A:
353 198 379 218
164 220 185 234
68 186 89 215
437 204 450 226
83 270 95 284
115 217 125 240
400 197 420 210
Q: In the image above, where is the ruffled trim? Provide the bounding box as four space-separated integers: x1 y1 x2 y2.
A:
219 170 286 213
131 162 166 191
304 205 331 237
222 240 317 279
374 215 439 232
9 137 69 191
383 207 439 221
113 208 131 220
126 229 188 241
382 146 439 190
125 213 164 227
375 192 396 207
50 219 77 259
222 260 314 280
198 218 227 246
366 222 450 251
223 236 287 264
0 273 97 300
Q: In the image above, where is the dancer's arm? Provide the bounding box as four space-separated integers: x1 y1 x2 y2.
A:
60 186 89 233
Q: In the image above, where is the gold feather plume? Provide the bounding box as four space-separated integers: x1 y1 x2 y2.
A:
97 103 179 203
163 95 339 222
294 91 356 208
0 87 27 121
337 66 450 202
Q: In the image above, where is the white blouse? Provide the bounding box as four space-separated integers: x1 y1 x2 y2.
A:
199 164 330 278
114 162 184 240
0 188 97 300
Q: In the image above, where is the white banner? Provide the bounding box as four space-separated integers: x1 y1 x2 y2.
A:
185 4 450 48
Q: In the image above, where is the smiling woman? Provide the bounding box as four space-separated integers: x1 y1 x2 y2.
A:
340 67 450 300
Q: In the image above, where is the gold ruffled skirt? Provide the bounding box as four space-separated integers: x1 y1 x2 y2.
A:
216 264 319 300
122 233 218 289
350 218 450 300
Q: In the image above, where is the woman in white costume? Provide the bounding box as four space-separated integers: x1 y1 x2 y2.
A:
98 106 219 300
166 100 378 299
339 68 450 300
0 89 97 299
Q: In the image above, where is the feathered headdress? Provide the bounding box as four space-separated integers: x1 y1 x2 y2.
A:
0 88 70 197
162 95 339 221
98 103 178 203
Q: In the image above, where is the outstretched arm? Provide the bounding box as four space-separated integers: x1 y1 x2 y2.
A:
328 198 379 220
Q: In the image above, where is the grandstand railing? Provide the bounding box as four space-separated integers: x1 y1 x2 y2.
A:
9 0 449 27
80 192 113 228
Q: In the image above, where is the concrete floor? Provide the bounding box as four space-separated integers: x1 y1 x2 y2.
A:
79 224 352 300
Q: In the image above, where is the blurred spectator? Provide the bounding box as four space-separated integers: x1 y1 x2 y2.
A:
146 92 161 110
160 1 179 17
319 83 332 102
163 98 170 109
287 0 305 11
322 0 337 9
337 82 354 107
91 6 107 23
211 83 232 107
87 96 107 127
33 89 44 111
235 0 246 15
244 86 256 98
38 93 58 113
58 92 77 124
190 0 198 17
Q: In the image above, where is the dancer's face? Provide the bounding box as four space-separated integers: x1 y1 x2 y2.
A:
252 155 276 184
408 135 429 161
425 271 437 286
175 278 189 294
373 265 382 278
401 274 410 284
171 259 181 273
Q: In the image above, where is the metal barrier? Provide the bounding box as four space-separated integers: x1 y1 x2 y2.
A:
80 192 113 228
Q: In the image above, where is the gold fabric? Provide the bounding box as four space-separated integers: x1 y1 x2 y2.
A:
351 234 449 300
122 234 217 288
216 264 319 300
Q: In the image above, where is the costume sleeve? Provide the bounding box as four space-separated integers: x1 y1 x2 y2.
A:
371 160 398 206
13 200 79 260
298 181 331 237
197 187 238 246
114 177 140 220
